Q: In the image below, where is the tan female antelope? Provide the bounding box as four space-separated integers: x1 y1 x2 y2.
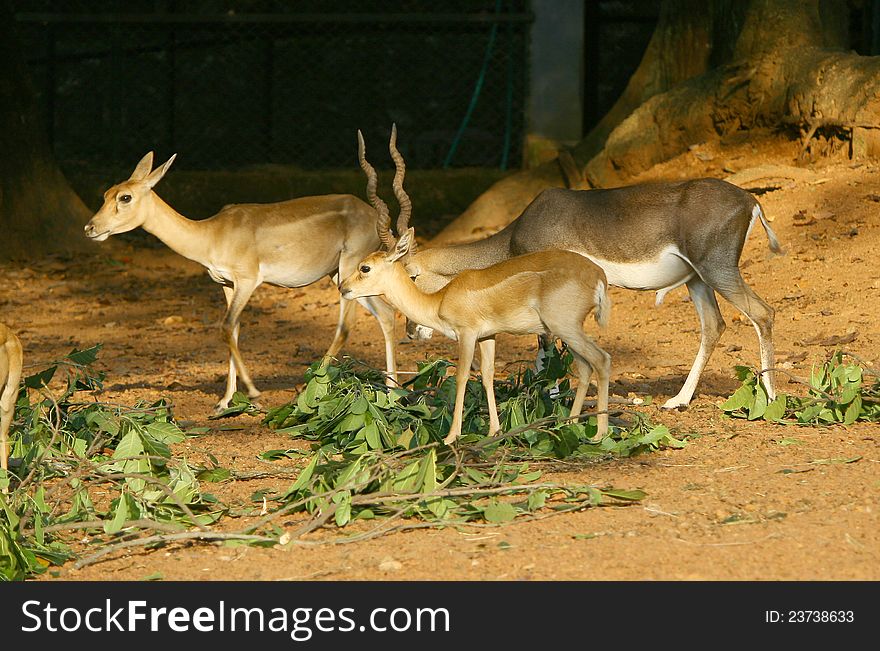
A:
340 129 612 445
1 323 23 490
84 152 398 413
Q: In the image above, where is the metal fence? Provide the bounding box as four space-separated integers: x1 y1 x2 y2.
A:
13 1 531 171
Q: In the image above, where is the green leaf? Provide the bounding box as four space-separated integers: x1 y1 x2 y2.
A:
24 366 57 389
112 429 144 461
721 384 754 413
600 488 646 501
104 494 129 534
527 490 547 511
350 396 370 415
337 413 366 433
839 383 859 405
333 491 352 527
390 459 422 493
641 425 670 446
146 421 186 444
419 450 438 493
748 384 768 420
67 345 102 367
764 396 788 423
281 454 319 499
483 500 517 523
845 365 862 383
517 470 543 483
362 421 381 449
844 396 862 425
140 434 171 461
197 467 232 482
733 365 754 382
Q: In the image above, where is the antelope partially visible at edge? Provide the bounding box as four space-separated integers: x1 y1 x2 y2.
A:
84 153 398 413
1 323 23 492
341 128 612 445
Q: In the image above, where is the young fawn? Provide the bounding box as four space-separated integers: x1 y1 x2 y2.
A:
340 130 612 445
1 324 23 490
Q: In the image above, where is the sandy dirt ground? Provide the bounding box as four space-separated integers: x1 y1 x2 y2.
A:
2 133 878 580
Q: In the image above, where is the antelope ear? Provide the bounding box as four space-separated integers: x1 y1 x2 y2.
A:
144 154 177 189
388 227 415 263
130 152 154 181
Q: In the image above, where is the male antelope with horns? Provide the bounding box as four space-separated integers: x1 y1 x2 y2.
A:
84 153 398 413
340 127 612 444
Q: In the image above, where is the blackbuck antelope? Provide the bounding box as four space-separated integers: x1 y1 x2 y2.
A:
404 179 782 409
84 152 398 413
341 129 612 445
1 323 23 490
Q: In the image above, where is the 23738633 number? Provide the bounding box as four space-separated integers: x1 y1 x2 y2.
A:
770 611 855 623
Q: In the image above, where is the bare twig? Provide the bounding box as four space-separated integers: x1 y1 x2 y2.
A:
72 531 276 570
39 518 185 535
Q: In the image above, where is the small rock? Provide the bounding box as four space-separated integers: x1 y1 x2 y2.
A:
378 557 402 572
163 315 184 326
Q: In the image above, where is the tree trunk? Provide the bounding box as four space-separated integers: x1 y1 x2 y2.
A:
0 1 90 260
434 0 872 245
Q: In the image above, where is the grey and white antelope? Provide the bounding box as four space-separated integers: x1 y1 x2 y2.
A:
340 129 612 444
84 152 398 413
403 177 782 409
1 323 23 490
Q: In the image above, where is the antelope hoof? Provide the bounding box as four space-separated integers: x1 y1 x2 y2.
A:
661 395 690 410
248 388 262 400
443 432 459 446
214 401 231 415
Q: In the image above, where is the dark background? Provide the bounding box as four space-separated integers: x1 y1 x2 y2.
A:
12 0 658 171
14 1 880 173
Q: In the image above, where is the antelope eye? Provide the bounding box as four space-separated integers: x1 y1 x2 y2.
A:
359 265 371 274
119 194 132 203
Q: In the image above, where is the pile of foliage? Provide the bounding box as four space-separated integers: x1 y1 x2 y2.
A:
258 347 685 531
0 345 222 580
1 344 682 580
721 352 880 425
265 345 685 458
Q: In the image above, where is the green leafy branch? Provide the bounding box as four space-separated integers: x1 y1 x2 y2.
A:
0 346 226 580
721 351 880 425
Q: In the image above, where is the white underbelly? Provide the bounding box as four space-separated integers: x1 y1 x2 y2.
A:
259 264 327 288
583 246 693 291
